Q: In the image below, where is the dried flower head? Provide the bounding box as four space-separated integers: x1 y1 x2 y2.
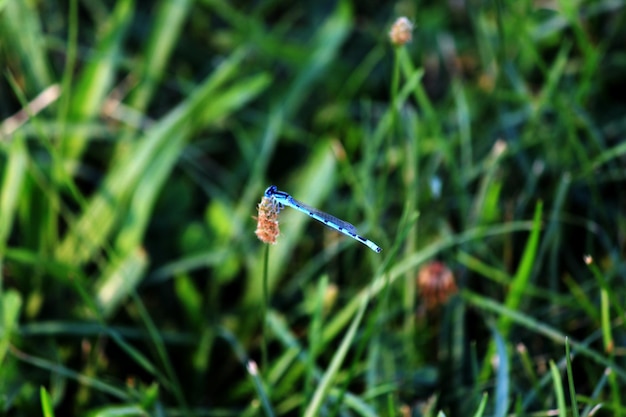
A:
255 196 281 244
417 261 457 308
389 17 413 46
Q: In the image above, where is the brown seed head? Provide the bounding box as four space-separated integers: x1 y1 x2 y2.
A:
389 17 413 46
255 196 281 245
417 261 457 308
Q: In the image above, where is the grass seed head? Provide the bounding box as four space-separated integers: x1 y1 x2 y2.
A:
389 17 414 46
255 196 281 245
417 261 457 308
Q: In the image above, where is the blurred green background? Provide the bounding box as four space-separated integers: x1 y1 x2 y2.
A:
1 0 625 416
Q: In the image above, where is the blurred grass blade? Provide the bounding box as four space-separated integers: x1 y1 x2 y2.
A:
506 201 543 316
584 258 626 336
534 43 570 117
549 360 567 417
130 291 191 413
453 79 472 175
398 47 440 135
282 0 352 115
479 201 542 380
218 326 277 416
62 0 135 162
246 360 276 417
0 1 52 92
537 174 570 290
115 53 270 253
95 247 148 318
57 49 269 265
40 386 56 417
472 392 489 417
469 141 507 225
565 338 580 417
491 325 509 417
0 290 22 364
464 290 626 382
10 346 130 399
126 0 194 112
304 275 328 409
332 390 378 417
590 140 626 172
321 221 534 346
0 134 27 249
266 311 312 381
581 367 608 417
85 405 147 417
1 84 61 138
371 68 423 149
457 251 511 285
303 292 368 417
98 71 271 309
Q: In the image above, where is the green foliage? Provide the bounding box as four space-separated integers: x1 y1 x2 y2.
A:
40 386 55 417
1 0 625 416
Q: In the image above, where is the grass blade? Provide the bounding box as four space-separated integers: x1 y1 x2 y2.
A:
303 292 368 417
0 290 22 364
62 0 135 162
464 290 626 383
0 134 27 250
57 51 269 265
479 201 543 380
549 360 567 417
0 1 52 92
39 386 56 417
565 338 580 417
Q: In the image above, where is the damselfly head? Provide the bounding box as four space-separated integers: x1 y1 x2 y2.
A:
264 185 278 197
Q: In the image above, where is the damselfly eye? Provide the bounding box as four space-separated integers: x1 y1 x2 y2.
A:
264 185 277 197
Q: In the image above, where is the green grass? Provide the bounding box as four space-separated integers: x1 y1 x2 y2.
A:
1 0 626 416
